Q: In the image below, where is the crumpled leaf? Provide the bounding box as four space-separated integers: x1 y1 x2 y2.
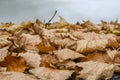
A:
82 50 120 64
86 52 113 64
54 38 77 49
76 61 115 80
0 72 38 80
6 25 23 33
29 67 74 80
107 49 118 60
42 29 75 41
19 51 41 68
72 31 117 41
113 53 120 64
19 33 42 51
112 29 120 35
57 16 69 28
0 35 11 48
0 46 9 62
33 23 43 35
81 20 101 31
76 39 108 53
5 21 33 33
0 17 120 79
72 31 119 47
41 54 58 68
36 43 54 52
0 55 27 72
54 48 85 62
57 60 76 69
0 22 13 28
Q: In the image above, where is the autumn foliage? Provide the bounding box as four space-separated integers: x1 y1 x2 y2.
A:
0 17 120 80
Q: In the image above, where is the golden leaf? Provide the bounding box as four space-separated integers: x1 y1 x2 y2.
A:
36 43 54 52
86 52 113 64
57 16 69 28
0 55 27 72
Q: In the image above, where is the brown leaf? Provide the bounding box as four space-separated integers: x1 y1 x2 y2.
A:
86 52 113 64
0 46 9 62
54 48 85 62
56 60 76 69
76 39 108 53
114 53 120 64
0 35 11 48
57 16 69 28
0 55 27 72
76 61 114 80
0 72 38 80
20 33 42 51
41 54 58 68
33 23 43 35
36 43 54 52
54 38 77 49
19 51 41 68
29 67 74 80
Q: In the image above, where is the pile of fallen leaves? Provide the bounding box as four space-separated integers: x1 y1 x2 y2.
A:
0 17 120 80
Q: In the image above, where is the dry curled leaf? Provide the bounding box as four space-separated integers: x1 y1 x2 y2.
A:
57 60 76 69
19 51 41 68
72 31 117 41
81 20 101 31
86 52 113 64
57 16 69 28
0 35 11 48
54 48 85 62
76 39 108 53
0 72 38 80
0 17 120 79
54 38 77 49
29 67 74 80
76 61 114 80
41 54 58 68
36 43 54 52
19 33 42 51
0 46 9 62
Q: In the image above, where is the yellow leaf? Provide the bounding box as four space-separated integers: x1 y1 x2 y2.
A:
57 16 69 28
0 55 27 72
36 43 54 52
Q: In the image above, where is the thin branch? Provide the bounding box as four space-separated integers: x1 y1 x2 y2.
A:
46 10 57 25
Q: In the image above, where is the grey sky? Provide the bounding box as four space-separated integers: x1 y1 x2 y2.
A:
0 0 120 23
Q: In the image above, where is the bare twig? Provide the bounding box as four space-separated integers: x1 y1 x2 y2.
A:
46 10 57 25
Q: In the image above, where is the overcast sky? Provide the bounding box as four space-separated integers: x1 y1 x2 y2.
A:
0 0 120 23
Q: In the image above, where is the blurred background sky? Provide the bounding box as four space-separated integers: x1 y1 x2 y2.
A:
0 0 120 23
